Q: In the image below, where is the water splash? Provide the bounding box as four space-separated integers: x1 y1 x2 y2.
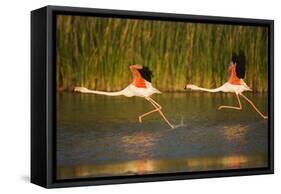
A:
173 116 186 129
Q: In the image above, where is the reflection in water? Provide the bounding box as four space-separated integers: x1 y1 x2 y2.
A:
222 124 247 143
57 154 267 179
56 93 268 179
221 124 248 152
121 130 163 158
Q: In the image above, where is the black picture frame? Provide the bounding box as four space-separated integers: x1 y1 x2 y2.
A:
31 5 274 188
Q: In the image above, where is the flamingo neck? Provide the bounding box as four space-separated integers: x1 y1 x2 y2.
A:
187 85 222 93
86 90 124 96
195 87 222 92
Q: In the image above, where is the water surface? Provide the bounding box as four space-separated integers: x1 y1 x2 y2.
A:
56 92 268 179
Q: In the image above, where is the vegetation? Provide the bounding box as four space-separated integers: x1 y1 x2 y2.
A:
56 15 268 92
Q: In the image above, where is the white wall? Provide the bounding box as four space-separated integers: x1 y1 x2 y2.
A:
0 0 279 193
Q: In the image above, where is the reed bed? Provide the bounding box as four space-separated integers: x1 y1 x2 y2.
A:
56 15 268 92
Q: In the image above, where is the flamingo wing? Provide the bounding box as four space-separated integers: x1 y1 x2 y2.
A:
137 66 152 82
236 51 246 79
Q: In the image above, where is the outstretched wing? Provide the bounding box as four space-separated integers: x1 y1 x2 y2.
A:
235 51 246 79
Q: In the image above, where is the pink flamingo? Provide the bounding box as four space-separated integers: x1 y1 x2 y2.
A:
185 52 268 119
74 64 175 128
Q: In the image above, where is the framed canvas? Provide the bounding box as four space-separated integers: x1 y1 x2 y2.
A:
31 5 274 188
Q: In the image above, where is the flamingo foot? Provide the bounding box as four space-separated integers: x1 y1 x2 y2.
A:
138 116 143 123
217 106 227 110
217 106 242 111
166 121 176 129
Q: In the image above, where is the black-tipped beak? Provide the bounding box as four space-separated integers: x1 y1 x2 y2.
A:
184 86 187 90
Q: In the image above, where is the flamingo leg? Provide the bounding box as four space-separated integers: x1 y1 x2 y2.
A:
138 97 174 128
218 93 242 110
138 97 163 123
239 93 268 119
138 108 160 123
146 97 175 129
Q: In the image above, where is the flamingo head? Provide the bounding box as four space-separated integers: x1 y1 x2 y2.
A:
184 84 199 90
74 86 89 93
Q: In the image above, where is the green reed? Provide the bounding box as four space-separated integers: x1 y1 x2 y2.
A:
56 15 268 92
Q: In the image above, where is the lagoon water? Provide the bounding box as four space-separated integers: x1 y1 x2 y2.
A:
56 92 268 179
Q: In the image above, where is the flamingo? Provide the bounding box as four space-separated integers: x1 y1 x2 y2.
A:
185 51 268 119
74 64 175 128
